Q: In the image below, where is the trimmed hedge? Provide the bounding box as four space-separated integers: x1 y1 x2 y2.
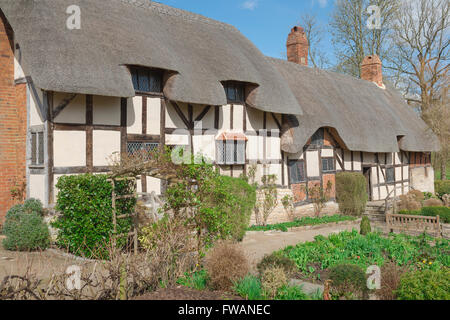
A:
336 172 368 216
2 199 49 251
398 207 450 223
435 180 450 199
52 174 135 259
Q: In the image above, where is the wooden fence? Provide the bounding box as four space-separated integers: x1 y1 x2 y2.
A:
386 213 441 238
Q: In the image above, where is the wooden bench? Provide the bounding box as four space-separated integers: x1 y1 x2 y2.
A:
386 214 441 238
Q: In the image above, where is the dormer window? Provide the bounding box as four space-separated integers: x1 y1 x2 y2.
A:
223 82 245 103
130 67 163 93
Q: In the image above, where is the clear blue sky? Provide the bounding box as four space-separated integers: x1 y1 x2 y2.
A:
156 0 335 60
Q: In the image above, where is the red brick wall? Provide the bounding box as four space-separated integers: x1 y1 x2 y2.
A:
0 12 27 224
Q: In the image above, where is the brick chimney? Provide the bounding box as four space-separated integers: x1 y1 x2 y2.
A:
287 26 308 66
361 55 384 88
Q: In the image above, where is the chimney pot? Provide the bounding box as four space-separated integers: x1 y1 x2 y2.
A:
287 26 308 66
361 55 384 88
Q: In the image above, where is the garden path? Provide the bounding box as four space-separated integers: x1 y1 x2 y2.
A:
242 223 361 270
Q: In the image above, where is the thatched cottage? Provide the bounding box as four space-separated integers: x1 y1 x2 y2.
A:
0 0 439 222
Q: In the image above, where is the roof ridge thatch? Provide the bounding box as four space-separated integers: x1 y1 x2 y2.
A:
120 0 236 31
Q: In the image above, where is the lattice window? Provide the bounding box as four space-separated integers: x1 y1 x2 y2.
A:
223 82 245 103
127 141 159 161
289 160 306 184
130 67 163 93
216 140 246 165
322 158 335 172
310 128 324 146
386 167 395 183
31 131 44 166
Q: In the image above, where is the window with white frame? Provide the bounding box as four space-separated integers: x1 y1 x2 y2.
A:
30 131 44 166
216 140 246 165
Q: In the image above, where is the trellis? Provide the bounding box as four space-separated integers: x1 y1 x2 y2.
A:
108 177 138 255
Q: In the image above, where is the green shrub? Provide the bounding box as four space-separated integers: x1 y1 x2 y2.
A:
421 207 450 223
435 180 450 199
2 205 50 251
261 266 289 299
328 263 368 300
396 268 450 300
257 252 297 277
22 198 44 215
275 285 309 300
360 216 371 235
52 174 135 259
233 275 263 300
336 172 368 216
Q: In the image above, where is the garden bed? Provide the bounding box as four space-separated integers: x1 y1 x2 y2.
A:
134 286 243 300
247 215 358 232
278 230 450 284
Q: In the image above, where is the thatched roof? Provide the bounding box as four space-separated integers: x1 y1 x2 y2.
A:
0 0 303 115
271 58 440 153
1 0 439 153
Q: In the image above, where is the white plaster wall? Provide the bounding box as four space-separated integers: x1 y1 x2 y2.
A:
322 149 334 157
378 167 385 184
147 98 161 135
403 166 409 180
395 167 402 181
166 134 189 145
221 105 231 131
306 151 320 177
93 130 121 166
197 107 215 129
166 102 188 129
14 40 25 80
193 134 215 161
266 136 281 161
353 156 362 171
410 167 435 193
127 97 142 134
247 135 263 162
146 177 161 195
266 163 282 185
29 89 44 126
344 150 352 170
53 93 86 124
54 131 86 167
93 96 121 126
233 104 244 131
29 174 45 203
336 149 343 171
394 152 401 165
246 107 264 131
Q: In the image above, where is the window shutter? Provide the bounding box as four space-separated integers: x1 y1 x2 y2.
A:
38 132 44 165
31 133 37 165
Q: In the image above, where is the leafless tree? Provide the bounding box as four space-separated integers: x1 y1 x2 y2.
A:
329 0 400 77
300 13 331 69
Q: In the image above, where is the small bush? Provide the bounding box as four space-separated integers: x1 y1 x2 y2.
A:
328 263 368 300
52 174 135 259
139 216 197 286
396 268 450 300
275 285 309 300
360 216 371 235
257 253 297 277
421 206 450 223
435 180 450 199
376 262 407 300
22 198 44 216
408 190 425 202
398 194 422 211
335 172 368 216
233 275 263 300
177 270 209 291
261 266 288 299
423 198 443 207
2 205 50 251
205 241 249 291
